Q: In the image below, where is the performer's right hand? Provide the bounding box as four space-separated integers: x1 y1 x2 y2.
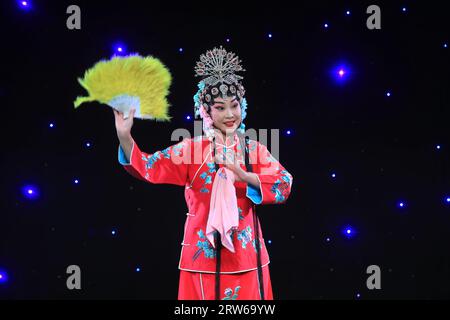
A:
114 108 135 161
113 108 135 139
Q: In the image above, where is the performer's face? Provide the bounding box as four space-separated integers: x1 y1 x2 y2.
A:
209 96 242 136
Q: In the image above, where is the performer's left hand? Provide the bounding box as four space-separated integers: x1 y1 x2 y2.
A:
215 150 247 182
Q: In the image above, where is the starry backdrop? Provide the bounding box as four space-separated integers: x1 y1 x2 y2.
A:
1 0 449 299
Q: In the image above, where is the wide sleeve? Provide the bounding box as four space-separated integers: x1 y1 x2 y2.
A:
246 140 293 205
118 137 190 186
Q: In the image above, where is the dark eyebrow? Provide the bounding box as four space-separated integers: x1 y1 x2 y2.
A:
212 98 237 105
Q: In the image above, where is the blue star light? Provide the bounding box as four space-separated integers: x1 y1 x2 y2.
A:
332 64 351 84
342 226 356 239
18 0 32 10
0 269 9 284
113 42 127 55
22 185 40 200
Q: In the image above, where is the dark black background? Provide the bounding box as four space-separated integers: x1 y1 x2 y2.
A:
1 0 449 299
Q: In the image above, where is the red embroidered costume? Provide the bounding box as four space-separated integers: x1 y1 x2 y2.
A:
118 134 292 299
118 46 293 300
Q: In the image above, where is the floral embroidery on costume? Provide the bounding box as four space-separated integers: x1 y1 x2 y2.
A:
222 286 241 300
237 226 252 249
271 180 286 203
139 139 190 176
193 229 216 261
172 142 184 156
206 162 216 173
235 225 263 253
143 151 162 169
199 171 213 193
199 162 216 193
270 169 293 203
161 146 171 159
280 170 293 186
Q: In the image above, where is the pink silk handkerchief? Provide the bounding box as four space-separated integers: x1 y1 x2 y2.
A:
206 167 239 253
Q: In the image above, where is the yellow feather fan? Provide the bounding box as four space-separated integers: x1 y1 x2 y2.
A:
74 54 172 121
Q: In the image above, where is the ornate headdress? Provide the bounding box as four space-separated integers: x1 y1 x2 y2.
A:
193 46 248 139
